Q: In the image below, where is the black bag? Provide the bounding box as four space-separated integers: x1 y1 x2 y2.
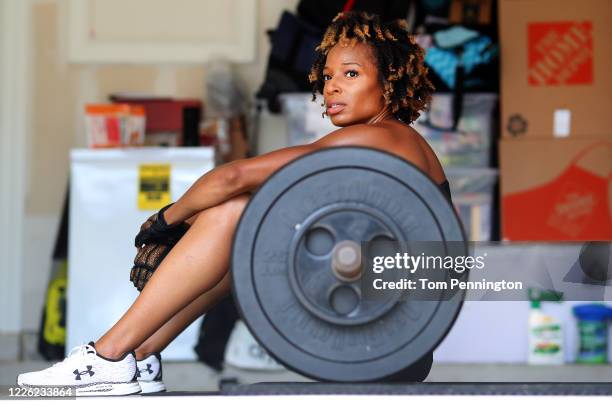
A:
256 11 325 112
38 188 69 360
194 295 239 371
297 0 413 29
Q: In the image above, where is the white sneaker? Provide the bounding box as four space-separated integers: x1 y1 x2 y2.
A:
17 342 141 396
136 352 166 394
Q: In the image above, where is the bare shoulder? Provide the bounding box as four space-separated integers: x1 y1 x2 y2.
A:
314 122 429 172
315 124 392 148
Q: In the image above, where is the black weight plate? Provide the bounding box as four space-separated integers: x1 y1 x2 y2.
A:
288 202 406 326
231 147 467 382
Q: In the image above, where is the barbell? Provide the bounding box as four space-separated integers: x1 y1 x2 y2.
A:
231 147 467 382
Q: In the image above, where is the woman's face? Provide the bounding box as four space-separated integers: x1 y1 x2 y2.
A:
322 42 386 127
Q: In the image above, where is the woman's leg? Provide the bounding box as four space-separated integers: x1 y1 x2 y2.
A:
133 272 231 359
134 208 234 359
95 194 250 359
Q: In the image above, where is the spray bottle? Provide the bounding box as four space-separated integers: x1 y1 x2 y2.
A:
528 288 564 365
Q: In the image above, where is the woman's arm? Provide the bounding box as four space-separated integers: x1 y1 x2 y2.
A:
163 143 317 224
163 123 418 225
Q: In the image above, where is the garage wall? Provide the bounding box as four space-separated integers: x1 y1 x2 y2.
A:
22 0 298 331
0 0 29 360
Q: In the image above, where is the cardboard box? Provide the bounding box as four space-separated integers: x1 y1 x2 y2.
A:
500 0 612 138
449 0 493 25
84 104 145 148
500 138 611 240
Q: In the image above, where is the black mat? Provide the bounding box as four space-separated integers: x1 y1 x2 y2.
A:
216 382 612 396
145 382 612 396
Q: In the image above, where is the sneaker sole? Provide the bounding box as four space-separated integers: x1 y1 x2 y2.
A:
139 380 166 394
17 382 141 397
76 382 142 396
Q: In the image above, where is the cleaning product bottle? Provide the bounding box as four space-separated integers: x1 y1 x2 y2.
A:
528 288 564 365
573 303 612 364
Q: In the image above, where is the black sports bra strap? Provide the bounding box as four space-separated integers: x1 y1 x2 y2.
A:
438 180 453 205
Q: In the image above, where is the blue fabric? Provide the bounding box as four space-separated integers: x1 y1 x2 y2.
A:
434 26 479 48
425 35 498 89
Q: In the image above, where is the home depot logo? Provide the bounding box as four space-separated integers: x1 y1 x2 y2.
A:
547 183 597 238
528 22 593 86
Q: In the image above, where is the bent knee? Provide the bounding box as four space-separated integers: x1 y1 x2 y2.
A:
195 194 250 224
219 193 250 215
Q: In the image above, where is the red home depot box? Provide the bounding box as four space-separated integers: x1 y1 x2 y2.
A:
500 0 612 138
500 138 611 240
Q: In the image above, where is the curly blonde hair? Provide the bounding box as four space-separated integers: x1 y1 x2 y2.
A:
309 11 434 124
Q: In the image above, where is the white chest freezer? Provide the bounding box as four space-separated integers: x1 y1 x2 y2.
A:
68 147 214 360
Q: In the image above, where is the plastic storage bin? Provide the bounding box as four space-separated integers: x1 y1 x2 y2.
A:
279 93 339 146
446 167 498 241
413 93 498 167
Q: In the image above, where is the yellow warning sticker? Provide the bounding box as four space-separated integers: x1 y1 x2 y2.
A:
138 164 171 210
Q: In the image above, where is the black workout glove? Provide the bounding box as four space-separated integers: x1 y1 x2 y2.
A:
134 203 190 248
131 203 190 291
130 243 172 291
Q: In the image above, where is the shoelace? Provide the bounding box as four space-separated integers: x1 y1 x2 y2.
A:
51 344 96 369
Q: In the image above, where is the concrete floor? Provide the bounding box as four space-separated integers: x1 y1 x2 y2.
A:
2 361 612 392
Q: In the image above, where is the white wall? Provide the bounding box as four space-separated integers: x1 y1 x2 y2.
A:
0 0 29 335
